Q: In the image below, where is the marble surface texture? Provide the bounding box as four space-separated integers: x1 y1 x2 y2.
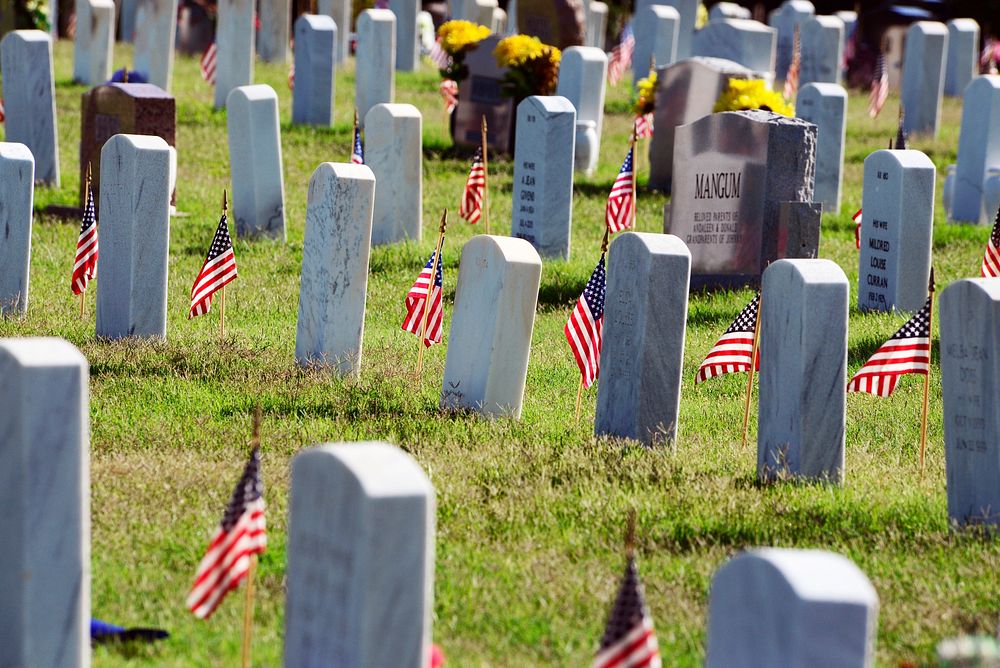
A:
901 21 948 137
317 0 351 64
800 15 843 86
0 143 35 316
355 9 396 126
365 103 422 245
693 19 776 77
767 0 814 82
389 0 418 71
215 0 255 108
227 84 286 240
945 19 979 97
556 47 607 151
1 31 60 186
950 76 1000 224
795 83 846 213
133 0 179 90
72 0 115 85
634 4 678 85
257 0 290 62
292 14 337 127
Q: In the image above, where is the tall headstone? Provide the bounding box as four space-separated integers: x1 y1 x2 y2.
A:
654 0 697 60
516 0 584 50
285 442 434 667
0 31 59 186
634 4 679 85
356 9 396 125
945 19 979 97
707 548 878 667
365 103 422 245
227 85 286 240
901 21 948 137
453 35 514 154
949 76 1000 224
940 279 1000 527
0 143 34 316
709 2 750 20
884 25 906 91
292 14 337 127
295 164 375 377
214 0 255 108
118 0 137 41
0 338 90 668
133 0 178 90
795 83 846 213
318 0 351 64
72 0 114 85
799 15 843 86
857 149 934 313
556 46 607 156
584 1 607 49
758 259 848 483
257 0 290 62
511 96 575 259
96 135 171 340
692 18 776 77
594 232 691 445
767 0 814 82
440 236 542 418
389 0 418 71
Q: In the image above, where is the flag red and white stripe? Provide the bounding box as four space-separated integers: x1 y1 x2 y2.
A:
783 26 800 100
429 37 451 70
592 555 661 668
981 204 1000 277
351 117 364 164
853 208 863 249
607 26 635 86
635 113 653 139
401 250 444 347
440 79 458 115
847 297 932 397
71 182 99 295
460 147 485 224
201 42 217 85
606 145 635 233
0 98 5 123
565 255 607 389
869 52 889 118
288 62 295 90
189 213 238 318
695 293 760 383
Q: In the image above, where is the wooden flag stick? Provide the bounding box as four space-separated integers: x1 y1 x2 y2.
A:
220 190 229 341
242 406 262 668
919 267 935 474
416 210 448 378
480 115 490 235
741 293 762 449
630 120 638 230
80 162 93 319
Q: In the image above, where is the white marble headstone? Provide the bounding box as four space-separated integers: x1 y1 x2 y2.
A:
214 0 256 108
318 0 352 64
901 21 948 137
1 31 59 186
948 76 1000 224
0 143 34 316
799 15 843 86
389 0 419 71
257 0 290 62
365 103 422 245
710 2 750 20
795 83 846 213
356 9 396 126
634 4 679 84
585 1 607 49
945 19 979 97
556 46 607 156
73 0 115 85
650 0 698 59
134 0 179 91
767 0 814 82
692 18 776 77
292 14 337 127
227 84 286 240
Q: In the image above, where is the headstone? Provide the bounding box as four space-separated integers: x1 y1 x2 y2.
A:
901 21 948 137
692 18 776 77
758 259 848 483
709 2 750 20
389 0 418 71
0 31 59 186
417 11 435 52
0 143 34 316
133 0 179 91
634 4 679 85
884 25 906 91
318 0 351 64
214 0 256 109
584 1 607 49
647 56 754 191
767 0 814 82
295 163 375 377
227 84 286 240
940 279 1000 527
556 46 607 157
667 110 821 290
945 19 979 97
72 0 114 85
795 83 846 213
511 96 575 259
118 0 137 41
257 0 290 62
453 35 514 154
440 235 542 418
707 548 878 667
285 442 434 667
799 15 843 86
0 338 90 668
834 10 856 41
365 103 422 245
292 14 337 127
948 76 1000 224
857 149 934 313
650 0 697 60
96 134 171 340
594 232 691 445
490 6 506 34
355 9 395 126
516 0 584 50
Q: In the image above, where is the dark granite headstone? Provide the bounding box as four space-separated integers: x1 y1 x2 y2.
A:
516 0 585 50
453 36 514 155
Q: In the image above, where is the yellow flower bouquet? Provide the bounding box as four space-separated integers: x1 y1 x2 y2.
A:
436 20 492 81
713 78 795 116
633 71 657 116
493 35 561 99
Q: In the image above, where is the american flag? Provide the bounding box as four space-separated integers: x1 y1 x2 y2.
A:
695 293 760 383
351 117 364 164
440 79 458 115
981 38 999 74
460 147 486 224
635 113 653 139
189 213 238 318
565 255 607 389
607 25 635 86
782 26 800 100
592 555 661 668
853 208 863 250
868 53 889 118
981 204 1000 277
606 145 635 233
847 296 931 397
401 250 444 347
71 181 99 295
200 42 217 85
429 37 451 70
288 62 295 90
0 97 5 123
186 447 266 620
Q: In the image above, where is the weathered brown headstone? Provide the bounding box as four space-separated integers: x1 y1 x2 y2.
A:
516 0 585 50
453 35 515 155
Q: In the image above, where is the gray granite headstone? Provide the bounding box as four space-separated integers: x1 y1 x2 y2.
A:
767 0 814 83
584 1 607 49
356 9 396 126
940 279 1000 527
72 0 114 85
758 259 847 483
857 149 934 313
667 110 821 290
292 14 336 127
285 441 433 667
709 2 750 20
227 84 286 240
96 135 171 340
901 21 948 137
0 143 34 316
799 15 843 86
949 76 1000 224
594 232 691 446
0 338 90 668
707 548 878 668
511 96 575 259
133 0 178 91
945 19 979 97
649 0 697 60
257 0 290 62
634 4 679 85
1 31 59 186
295 163 375 377
389 0 418 71
796 82 846 213
692 18 776 77
556 46 607 156
441 236 542 419
318 0 351 64
365 103 422 245
214 0 255 108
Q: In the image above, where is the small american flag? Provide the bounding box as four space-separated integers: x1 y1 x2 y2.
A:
460 147 486 224
565 255 607 389
189 213 238 318
187 447 266 620
853 208 863 250
288 62 295 90
201 42 217 85
847 296 931 397
429 37 451 70
401 250 444 347
981 38 999 74
0 97 5 123
868 53 889 118
351 117 364 164
695 293 760 383
606 145 635 233
592 555 661 668
440 79 458 115
783 26 800 100
71 181 99 295
635 113 653 139
981 204 1000 277
607 25 635 86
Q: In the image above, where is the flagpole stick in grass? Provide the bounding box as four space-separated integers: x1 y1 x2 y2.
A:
79 162 93 319
480 115 490 235
240 406 262 668
220 190 229 342
740 291 763 449
417 209 448 378
919 267 935 474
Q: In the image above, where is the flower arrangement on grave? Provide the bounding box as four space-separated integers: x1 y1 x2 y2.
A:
436 20 492 82
713 78 795 117
633 71 657 116
493 35 562 99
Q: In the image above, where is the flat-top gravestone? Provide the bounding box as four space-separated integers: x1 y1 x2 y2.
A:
1 31 59 186
441 236 542 418
710 2 750 20
292 14 337 126
356 9 396 126
633 4 679 86
768 0 814 82
948 76 1000 224
940 279 1000 527
96 134 172 340
365 103 422 245
795 82 846 213
692 18 776 78
901 21 948 137
214 0 255 108
72 0 114 85
584 1 607 49
389 0 418 71
516 0 584 50
119 0 137 41
667 110 821 290
0 144 35 316
318 0 351 64
295 163 375 377
257 0 290 62
556 46 607 154
650 0 697 59
945 19 979 97
758 259 848 484
133 0 178 90
857 149 934 313
0 338 90 668
799 15 843 86
511 96 575 259
285 442 434 667
594 232 691 446
707 548 878 668
454 35 514 154
227 85 286 240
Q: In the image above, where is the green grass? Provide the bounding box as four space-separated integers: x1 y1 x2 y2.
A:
2 41 998 666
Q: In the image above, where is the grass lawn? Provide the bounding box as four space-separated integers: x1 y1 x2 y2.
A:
2 40 998 666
